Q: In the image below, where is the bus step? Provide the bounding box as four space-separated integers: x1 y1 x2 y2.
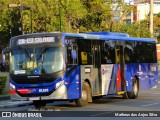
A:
117 91 125 95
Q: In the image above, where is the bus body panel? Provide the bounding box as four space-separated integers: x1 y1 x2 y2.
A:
125 63 158 92
10 66 83 101
9 74 68 100
80 65 94 95
125 64 136 92
106 64 118 95
10 84 68 101
66 66 81 99
140 63 158 89
138 63 150 90
101 64 114 95
148 63 158 87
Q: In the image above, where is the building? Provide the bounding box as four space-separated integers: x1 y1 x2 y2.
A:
134 0 160 21
157 44 160 60
121 0 160 24
122 10 134 24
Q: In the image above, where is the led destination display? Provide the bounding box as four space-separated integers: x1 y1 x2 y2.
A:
16 37 58 45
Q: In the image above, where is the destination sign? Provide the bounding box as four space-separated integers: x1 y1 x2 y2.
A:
17 37 57 45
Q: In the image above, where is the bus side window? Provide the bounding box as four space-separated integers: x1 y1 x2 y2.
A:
145 43 157 63
78 40 92 65
66 45 78 65
125 42 134 63
101 41 115 64
116 49 120 64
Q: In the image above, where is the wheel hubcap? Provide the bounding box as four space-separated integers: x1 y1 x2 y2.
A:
82 90 87 101
133 82 138 96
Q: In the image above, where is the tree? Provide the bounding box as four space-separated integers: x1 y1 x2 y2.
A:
153 12 160 43
112 21 150 38
78 0 112 32
104 0 135 32
0 0 154 53
58 0 87 32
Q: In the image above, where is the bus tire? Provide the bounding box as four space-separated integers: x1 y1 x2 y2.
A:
122 92 128 99
75 82 90 107
92 96 102 101
127 77 139 99
33 100 46 109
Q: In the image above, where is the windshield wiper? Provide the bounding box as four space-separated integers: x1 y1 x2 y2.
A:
37 47 48 60
19 46 31 59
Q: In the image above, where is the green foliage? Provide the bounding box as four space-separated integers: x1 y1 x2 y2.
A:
0 0 155 51
112 21 150 38
0 76 7 94
154 12 160 43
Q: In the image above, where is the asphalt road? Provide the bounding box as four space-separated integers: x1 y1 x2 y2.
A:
1 71 160 120
0 85 160 120
1 86 160 111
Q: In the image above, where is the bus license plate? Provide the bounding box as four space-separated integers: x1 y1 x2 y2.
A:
29 97 40 101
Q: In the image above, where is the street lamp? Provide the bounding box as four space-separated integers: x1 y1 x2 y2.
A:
8 3 32 35
8 4 23 35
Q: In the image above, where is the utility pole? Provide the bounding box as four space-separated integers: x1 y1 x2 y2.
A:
30 9 32 33
20 0 24 35
150 0 153 38
58 0 62 32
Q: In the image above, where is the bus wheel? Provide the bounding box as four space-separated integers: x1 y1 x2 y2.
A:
75 82 90 107
33 100 46 109
127 77 139 99
122 92 128 99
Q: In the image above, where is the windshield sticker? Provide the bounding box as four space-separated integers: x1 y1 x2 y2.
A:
27 61 37 69
14 70 26 75
34 69 39 75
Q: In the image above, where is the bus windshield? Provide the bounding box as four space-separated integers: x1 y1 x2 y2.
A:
10 47 64 75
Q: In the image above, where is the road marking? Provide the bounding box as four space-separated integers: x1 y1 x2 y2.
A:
142 103 159 107
90 111 114 117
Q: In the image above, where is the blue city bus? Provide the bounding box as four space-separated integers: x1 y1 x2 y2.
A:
9 32 158 108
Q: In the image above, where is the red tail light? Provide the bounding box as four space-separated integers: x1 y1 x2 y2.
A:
10 89 16 94
17 89 29 94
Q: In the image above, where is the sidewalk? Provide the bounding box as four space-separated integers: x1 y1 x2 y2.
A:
0 95 33 109
0 72 33 109
0 95 10 101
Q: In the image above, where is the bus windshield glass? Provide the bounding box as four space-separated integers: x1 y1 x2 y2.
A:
10 47 64 75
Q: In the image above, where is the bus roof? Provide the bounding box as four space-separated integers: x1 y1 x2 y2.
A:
10 32 156 43
62 32 156 43
85 32 130 37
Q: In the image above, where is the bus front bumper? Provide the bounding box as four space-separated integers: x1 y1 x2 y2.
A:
10 85 68 101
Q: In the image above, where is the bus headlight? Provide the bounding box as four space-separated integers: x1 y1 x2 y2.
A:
55 80 64 89
10 83 16 90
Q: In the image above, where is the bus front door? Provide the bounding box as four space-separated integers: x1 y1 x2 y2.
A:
116 45 126 92
92 41 101 95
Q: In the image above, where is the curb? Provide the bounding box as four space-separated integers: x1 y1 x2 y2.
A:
0 101 33 109
0 95 33 109
0 95 10 101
